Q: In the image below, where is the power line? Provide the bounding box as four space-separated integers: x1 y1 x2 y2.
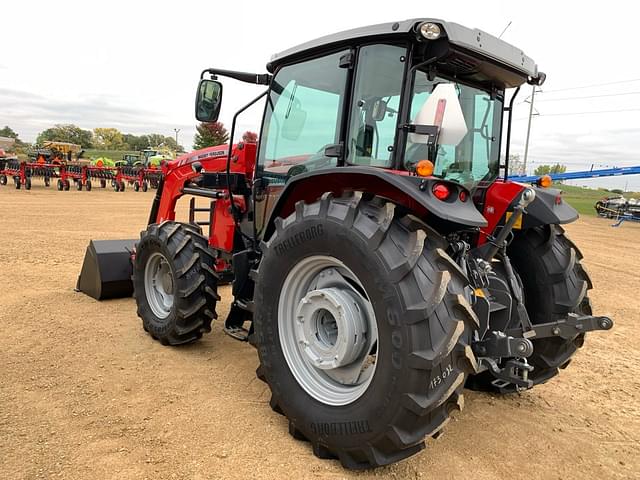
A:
539 108 640 116
541 78 640 93
514 107 640 120
535 91 640 102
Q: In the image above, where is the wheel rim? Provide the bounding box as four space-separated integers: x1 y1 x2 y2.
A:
278 255 378 406
144 252 175 319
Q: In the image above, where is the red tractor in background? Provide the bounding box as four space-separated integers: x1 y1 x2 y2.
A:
80 19 613 469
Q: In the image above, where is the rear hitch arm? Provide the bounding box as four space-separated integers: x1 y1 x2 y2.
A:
472 331 533 358
512 313 614 340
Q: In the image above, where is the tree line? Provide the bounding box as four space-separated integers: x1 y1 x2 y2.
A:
2 123 258 153
33 124 185 152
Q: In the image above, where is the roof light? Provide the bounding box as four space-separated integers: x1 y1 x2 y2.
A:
415 159 434 177
420 22 442 40
432 182 451 201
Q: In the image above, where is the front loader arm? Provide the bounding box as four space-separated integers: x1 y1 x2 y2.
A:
149 143 256 226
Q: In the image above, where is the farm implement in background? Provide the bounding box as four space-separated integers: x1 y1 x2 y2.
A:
0 159 164 192
594 195 640 219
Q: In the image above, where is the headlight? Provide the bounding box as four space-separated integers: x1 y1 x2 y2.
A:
419 22 441 40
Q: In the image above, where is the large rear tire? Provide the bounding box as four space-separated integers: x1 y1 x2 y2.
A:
254 193 478 469
133 221 220 345
466 225 592 392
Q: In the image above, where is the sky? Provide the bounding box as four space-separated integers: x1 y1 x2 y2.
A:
2 0 640 190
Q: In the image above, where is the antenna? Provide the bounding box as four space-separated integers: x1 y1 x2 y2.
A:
498 20 512 39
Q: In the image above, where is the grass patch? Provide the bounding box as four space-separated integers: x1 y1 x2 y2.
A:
83 149 138 161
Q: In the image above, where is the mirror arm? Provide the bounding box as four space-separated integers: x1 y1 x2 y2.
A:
226 89 269 244
201 68 271 85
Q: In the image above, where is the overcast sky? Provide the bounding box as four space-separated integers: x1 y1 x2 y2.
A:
2 0 639 189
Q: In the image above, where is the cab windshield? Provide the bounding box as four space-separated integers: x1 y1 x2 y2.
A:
406 71 503 187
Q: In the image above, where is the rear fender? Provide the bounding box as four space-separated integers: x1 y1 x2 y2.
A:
261 167 487 240
479 181 578 244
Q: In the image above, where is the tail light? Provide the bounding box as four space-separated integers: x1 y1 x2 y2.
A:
432 183 451 201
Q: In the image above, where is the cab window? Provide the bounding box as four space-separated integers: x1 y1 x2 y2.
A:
257 51 349 181
347 44 406 167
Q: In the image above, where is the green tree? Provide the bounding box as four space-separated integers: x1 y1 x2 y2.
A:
146 133 168 148
0 125 25 151
143 134 184 153
193 122 229 149
122 133 185 153
123 133 150 151
161 137 184 153
0 126 19 139
36 124 93 148
534 163 567 176
93 127 126 150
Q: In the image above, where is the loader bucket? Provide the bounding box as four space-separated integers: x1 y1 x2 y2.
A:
76 239 136 300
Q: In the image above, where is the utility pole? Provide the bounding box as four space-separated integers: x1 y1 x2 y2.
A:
523 85 537 175
173 128 181 146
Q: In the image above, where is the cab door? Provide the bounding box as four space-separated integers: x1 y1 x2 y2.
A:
253 50 351 238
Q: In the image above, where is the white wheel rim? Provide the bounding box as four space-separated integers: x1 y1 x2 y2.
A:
278 255 378 406
144 252 175 318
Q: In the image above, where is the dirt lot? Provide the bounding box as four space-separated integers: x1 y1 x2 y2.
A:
0 185 638 480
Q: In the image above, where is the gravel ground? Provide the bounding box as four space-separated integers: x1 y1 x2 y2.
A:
0 185 638 479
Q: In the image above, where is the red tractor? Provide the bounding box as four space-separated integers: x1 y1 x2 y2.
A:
80 19 613 469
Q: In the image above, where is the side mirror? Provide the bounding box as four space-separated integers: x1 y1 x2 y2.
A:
195 79 223 122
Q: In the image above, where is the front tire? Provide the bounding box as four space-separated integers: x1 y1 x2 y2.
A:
133 221 220 345
254 194 477 469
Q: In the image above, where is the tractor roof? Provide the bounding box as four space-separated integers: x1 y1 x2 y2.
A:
268 18 537 82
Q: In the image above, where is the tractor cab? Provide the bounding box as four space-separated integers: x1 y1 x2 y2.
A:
122 153 143 166
197 19 541 193
194 19 548 239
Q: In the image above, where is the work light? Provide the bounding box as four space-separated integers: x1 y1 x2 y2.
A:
420 22 441 40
